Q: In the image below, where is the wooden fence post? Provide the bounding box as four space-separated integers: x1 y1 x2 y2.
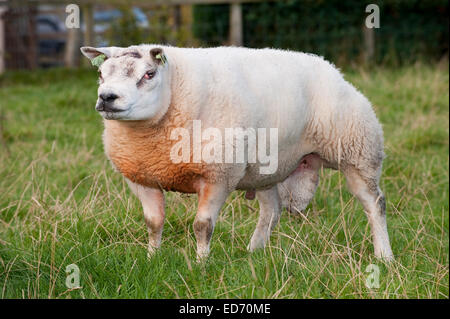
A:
0 6 5 74
363 24 375 64
83 4 93 46
229 2 243 46
64 27 80 68
82 4 93 66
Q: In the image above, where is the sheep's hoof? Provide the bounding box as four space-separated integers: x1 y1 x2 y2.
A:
195 247 210 263
376 253 395 263
247 238 265 252
146 246 158 259
195 254 208 264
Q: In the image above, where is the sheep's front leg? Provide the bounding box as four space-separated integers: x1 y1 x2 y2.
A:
248 185 281 251
194 183 229 261
126 180 165 257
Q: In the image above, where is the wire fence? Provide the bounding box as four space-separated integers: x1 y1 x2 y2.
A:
0 0 448 71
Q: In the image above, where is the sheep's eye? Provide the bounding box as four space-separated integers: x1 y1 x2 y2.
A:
144 70 156 80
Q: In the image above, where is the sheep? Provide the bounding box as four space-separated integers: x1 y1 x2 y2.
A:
80 44 394 261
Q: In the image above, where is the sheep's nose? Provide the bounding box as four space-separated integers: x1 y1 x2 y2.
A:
96 93 121 112
99 93 118 102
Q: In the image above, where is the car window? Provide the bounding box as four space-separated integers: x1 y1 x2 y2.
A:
37 20 58 33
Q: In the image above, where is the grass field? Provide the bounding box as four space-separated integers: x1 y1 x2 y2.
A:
0 62 448 299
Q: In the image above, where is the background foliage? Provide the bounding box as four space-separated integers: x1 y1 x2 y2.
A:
193 0 449 65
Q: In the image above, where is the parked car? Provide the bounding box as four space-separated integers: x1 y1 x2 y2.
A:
37 14 66 67
36 7 149 67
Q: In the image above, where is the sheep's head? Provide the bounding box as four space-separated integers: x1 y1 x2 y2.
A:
80 45 171 122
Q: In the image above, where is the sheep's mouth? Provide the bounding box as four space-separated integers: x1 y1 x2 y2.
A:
101 109 131 120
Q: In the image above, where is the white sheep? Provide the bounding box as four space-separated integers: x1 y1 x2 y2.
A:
80 45 394 261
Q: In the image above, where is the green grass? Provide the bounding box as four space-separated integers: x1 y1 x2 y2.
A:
0 63 448 299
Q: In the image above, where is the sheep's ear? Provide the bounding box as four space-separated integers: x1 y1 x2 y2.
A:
81 47 109 60
150 47 168 66
80 46 123 60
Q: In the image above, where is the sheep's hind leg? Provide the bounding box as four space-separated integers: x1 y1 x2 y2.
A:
193 182 229 261
248 185 281 251
126 180 165 257
344 167 394 261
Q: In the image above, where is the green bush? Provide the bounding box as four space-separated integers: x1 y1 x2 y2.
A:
193 0 449 65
